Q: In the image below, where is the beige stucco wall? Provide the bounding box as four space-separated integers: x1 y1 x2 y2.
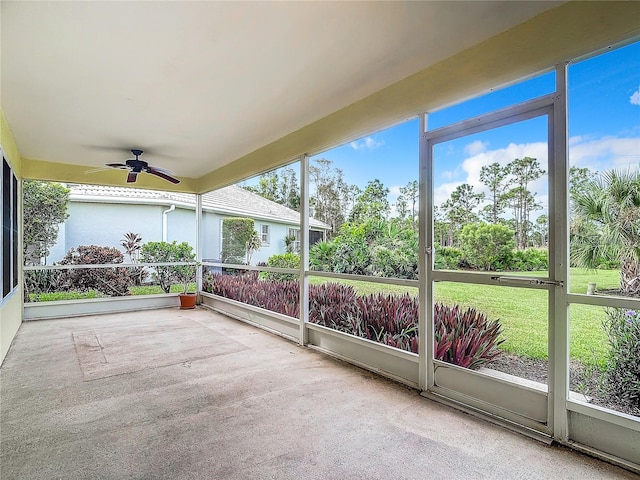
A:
1 109 23 364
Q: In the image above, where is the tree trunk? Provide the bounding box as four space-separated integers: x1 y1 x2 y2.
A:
620 259 640 296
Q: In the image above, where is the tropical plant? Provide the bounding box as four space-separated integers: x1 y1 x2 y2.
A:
309 240 337 272
246 230 262 264
309 218 419 279
140 241 195 293
284 234 297 254
203 274 504 370
203 272 300 318
571 169 640 295
121 232 142 262
121 232 145 285
434 303 504 369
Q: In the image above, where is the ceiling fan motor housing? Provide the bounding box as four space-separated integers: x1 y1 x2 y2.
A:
125 159 148 172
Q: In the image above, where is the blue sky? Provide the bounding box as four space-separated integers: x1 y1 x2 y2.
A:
315 40 638 210
257 40 640 214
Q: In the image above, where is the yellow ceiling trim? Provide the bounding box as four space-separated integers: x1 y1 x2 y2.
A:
22 158 199 193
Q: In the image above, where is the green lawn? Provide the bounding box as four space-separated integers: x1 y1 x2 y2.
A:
129 283 196 295
310 268 621 366
29 282 196 301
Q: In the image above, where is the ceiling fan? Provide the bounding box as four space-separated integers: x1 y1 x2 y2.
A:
105 149 180 184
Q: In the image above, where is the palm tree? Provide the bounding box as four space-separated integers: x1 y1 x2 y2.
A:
571 169 640 295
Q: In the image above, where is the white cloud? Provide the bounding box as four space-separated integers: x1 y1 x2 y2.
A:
434 134 639 217
461 141 548 190
464 140 488 156
434 141 549 214
630 86 640 106
350 136 384 151
440 169 455 180
569 135 640 170
388 185 402 196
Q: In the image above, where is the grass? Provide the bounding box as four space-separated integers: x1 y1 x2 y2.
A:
129 283 196 295
310 268 621 366
29 282 197 300
28 290 105 302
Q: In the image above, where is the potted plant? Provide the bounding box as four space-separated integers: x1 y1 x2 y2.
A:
175 259 199 309
140 241 197 309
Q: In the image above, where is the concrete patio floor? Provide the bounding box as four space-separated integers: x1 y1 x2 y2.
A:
1 307 636 479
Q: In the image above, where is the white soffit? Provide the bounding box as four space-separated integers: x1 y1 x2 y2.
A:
1 1 563 180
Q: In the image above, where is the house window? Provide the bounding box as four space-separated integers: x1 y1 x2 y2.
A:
309 229 325 246
260 224 270 244
2 156 18 300
287 228 300 253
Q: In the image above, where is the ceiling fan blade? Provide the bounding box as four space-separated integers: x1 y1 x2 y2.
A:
147 168 180 184
127 171 138 183
147 165 176 175
85 166 112 174
106 163 130 170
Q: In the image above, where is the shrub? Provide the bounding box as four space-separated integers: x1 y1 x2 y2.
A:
460 223 515 271
435 246 464 270
366 243 418 279
23 268 66 301
204 274 504 370
59 245 132 296
221 218 254 264
140 241 195 293
509 248 548 271
261 253 300 282
602 308 640 411
309 241 337 272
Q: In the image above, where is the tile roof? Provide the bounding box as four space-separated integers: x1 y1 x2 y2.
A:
67 184 329 229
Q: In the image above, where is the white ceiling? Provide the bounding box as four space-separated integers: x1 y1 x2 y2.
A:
2 1 563 184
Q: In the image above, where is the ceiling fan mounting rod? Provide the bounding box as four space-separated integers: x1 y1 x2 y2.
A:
131 149 143 157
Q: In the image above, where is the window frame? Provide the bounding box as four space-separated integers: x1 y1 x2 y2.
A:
260 224 270 245
1 154 19 302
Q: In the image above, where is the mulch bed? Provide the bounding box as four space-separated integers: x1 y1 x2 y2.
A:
487 353 639 417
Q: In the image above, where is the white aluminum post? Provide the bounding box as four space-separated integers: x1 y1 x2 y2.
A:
195 193 203 294
550 63 570 441
299 155 310 345
418 114 434 391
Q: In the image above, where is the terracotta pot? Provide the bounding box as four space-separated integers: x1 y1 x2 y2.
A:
179 293 197 309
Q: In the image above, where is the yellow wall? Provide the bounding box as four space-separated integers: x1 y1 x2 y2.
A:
1 109 23 364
